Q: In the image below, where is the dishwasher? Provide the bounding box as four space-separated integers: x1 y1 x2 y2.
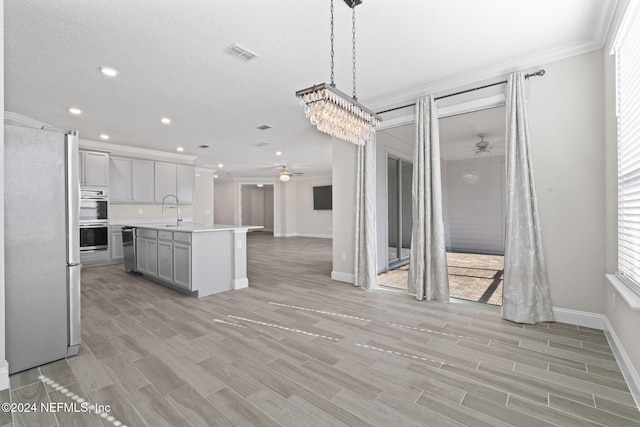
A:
122 226 137 272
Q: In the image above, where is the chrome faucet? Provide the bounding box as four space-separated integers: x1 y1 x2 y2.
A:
161 194 182 227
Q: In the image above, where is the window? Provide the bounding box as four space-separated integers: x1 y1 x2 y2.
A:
615 4 640 295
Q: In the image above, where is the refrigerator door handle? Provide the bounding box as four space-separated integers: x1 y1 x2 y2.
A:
66 131 81 266
67 264 81 355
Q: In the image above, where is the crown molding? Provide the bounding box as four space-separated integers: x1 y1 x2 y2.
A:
79 139 197 163
605 0 635 53
366 38 603 114
4 111 53 128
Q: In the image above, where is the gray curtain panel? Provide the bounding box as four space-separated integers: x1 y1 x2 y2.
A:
354 132 378 289
502 72 554 324
407 96 450 302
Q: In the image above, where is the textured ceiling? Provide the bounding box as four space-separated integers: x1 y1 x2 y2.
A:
4 0 616 179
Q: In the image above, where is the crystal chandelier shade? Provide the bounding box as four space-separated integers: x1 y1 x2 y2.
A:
297 83 381 146
296 0 381 146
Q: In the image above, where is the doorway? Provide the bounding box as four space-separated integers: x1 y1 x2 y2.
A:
240 184 274 232
387 157 413 269
376 107 505 306
440 106 506 305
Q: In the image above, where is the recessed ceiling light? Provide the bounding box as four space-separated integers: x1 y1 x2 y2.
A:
161 117 171 124
218 163 224 168
100 134 109 140
69 108 82 115
276 151 282 156
176 147 184 152
214 174 219 178
99 66 119 77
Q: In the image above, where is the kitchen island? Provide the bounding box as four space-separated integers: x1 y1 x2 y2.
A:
127 223 262 297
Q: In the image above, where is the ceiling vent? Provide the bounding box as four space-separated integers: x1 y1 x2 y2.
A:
257 124 271 130
253 141 269 147
224 43 259 62
199 144 210 149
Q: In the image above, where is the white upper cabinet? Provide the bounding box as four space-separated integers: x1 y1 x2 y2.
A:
80 151 109 187
154 162 177 203
109 157 131 202
132 159 154 203
107 155 193 205
177 164 195 204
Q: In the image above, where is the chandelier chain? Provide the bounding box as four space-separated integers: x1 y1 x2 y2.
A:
352 6 357 99
330 0 335 86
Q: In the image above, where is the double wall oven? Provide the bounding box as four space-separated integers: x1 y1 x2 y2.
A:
79 188 109 253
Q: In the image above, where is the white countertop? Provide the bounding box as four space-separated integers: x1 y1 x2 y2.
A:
129 223 264 233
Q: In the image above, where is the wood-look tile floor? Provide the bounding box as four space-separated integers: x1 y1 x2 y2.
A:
3 234 639 426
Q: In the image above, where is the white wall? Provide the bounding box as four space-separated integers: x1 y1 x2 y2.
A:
194 169 214 224
264 186 274 231
295 177 333 238
442 156 505 254
213 180 235 224
282 180 297 236
332 138 357 283
0 0 8 391
527 49 606 314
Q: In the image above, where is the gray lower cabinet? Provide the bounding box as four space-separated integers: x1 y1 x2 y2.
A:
137 229 191 291
111 227 124 261
136 230 158 277
157 240 173 283
173 242 191 289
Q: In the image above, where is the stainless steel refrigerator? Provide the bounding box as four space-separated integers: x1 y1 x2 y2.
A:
5 124 81 374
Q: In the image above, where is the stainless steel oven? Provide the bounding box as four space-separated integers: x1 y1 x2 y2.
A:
79 223 109 251
80 188 108 222
80 188 109 253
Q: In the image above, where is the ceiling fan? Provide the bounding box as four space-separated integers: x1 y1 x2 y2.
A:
474 136 492 155
279 165 303 182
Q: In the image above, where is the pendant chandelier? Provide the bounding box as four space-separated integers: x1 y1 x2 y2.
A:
296 0 381 146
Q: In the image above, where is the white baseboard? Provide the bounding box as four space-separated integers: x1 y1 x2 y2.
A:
603 316 640 410
295 233 332 239
552 307 607 329
233 278 248 290
331 271 354 284
0 361 9 391
277 233 332 239
553 306 640 409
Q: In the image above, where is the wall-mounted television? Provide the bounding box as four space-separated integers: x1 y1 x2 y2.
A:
313 185 332 210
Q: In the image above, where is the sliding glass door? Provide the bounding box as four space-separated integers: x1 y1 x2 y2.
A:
388 157 413 269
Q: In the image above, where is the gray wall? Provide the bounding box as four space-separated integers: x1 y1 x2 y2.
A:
295 177 332 238
213 180 235 224
526 49 606 314
194 169 214 225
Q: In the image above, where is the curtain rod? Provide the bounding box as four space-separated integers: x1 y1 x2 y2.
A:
376 69 546 115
